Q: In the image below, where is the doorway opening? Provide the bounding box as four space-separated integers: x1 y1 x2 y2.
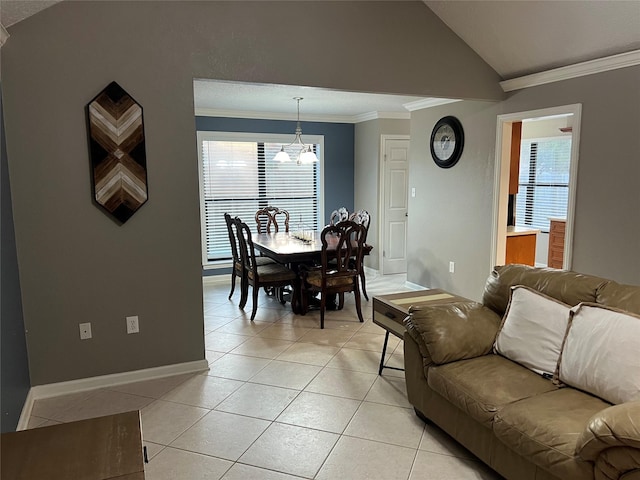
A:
492 104 582 270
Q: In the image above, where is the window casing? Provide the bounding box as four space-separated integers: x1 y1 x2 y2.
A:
515 137 571 233
197 131 324 265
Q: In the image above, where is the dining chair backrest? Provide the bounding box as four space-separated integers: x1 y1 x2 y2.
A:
329 207 349 226
320 220 366 278
255 206 290 234
348 209 370 240
224 213 241 266
235 217 259 276
273 208 290 233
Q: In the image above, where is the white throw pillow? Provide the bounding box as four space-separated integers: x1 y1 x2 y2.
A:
494 286 571 376
557 303 640 404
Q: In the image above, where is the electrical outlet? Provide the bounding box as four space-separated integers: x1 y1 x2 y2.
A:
79 322 92 340
126 316 139 334
449 261 455 273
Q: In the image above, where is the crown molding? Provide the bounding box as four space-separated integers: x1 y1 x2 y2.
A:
352 111 411 123
194 108 353 123
0 23 9 47
500 50 640 92
195 108 411 124
403 98 460 111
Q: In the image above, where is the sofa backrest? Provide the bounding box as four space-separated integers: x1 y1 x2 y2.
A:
482 264 608 317
596 281 640 315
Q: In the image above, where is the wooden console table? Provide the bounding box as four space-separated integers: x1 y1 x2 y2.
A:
1 410 145 480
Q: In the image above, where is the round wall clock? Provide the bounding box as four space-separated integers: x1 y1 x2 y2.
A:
430 116 464 168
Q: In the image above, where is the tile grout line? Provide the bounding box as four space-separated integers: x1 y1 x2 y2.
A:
31 277 427 479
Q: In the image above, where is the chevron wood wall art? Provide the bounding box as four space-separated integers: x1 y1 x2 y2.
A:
87 81 148 224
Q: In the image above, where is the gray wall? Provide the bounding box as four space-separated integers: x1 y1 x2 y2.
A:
1 88 31 431
501 67 640 283
355 119 410 270
408 101 499 299
407 66 640 300
2 1 500 385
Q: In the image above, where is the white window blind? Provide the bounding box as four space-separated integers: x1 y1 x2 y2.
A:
198 132 321 263
516 137 571 233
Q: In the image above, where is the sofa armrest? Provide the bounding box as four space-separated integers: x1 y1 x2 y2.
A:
404 321 435 369
576 401 640 461
403 301 501 365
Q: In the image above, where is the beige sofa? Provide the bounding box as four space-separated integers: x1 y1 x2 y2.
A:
404 264 640 480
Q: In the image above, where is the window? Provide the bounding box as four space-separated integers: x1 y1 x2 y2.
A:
515 137 571 233
198 131 323 264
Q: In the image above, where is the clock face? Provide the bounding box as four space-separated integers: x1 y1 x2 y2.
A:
430 116 464 168
432 124 456 161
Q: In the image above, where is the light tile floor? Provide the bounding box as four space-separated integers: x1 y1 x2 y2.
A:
28 272 503 480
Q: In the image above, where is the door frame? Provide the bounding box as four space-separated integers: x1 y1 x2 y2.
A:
491 103 582 270
379 134 410 274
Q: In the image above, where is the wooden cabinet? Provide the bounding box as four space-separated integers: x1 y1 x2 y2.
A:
548 218 566 269
506 232 537 266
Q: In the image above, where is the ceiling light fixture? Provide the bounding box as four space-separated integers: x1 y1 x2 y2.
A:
274 97 318 165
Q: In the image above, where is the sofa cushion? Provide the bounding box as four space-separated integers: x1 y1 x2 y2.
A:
406 302 501 366
427 354 558 427
557 303 640 404
494 286 570 376
482 264 607 317
493 389 610 480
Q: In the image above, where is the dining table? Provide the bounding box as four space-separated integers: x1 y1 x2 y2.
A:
252 230 372 314
253 231 324 263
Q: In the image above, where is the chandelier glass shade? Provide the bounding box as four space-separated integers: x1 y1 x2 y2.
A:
275 97 319 165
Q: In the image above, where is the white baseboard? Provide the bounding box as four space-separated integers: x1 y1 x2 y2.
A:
17 389 36 431
17 359 209 431
203 274 229 285
405 281 426 290
363 266 377 277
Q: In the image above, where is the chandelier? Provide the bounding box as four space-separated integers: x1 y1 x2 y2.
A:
274 97 319 165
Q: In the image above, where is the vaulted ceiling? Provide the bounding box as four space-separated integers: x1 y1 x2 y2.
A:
0 0 62 28
425 0 640 79
2 1 639 119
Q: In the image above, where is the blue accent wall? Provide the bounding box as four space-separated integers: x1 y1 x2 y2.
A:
195 116 355 221
1 87 31 432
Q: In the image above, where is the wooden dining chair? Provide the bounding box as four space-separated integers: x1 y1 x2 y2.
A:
329 207 349 226
348 209 371 300
299 221 366 328
224 213 275 301
234 217 297 320
272 208 290 233
255 206 290 234
255 206 291 298
224 213 244 300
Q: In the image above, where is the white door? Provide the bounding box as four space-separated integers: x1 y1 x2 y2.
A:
382 138 410 274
